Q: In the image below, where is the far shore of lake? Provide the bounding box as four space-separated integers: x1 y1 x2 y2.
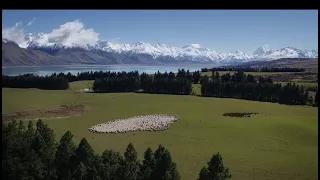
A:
2 63 217 69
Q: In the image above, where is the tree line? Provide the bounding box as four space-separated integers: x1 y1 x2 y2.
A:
201 71 316 105
93 70 194 95
2 119 231 180
2 74 69 90
2 69 317 106
201 67 305 73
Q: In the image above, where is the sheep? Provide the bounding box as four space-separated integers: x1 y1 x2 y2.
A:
88 114 178 134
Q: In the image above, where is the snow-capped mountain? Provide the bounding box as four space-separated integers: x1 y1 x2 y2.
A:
2 38 18 45
253 45 271 56
2 33 318 66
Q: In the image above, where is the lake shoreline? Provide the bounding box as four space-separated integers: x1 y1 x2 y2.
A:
2 63 212 68
2 64 212 76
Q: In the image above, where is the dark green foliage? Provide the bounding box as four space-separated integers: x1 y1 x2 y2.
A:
201 67 305 72
2 120 186 180
2 74 69 90
140 148 156 180
121 143 140 180
35 120 57 179
150 145 181 180
93 71 140 93
246 74 255 83
192 71 201 84
70 137 95 178
72 162 87 180
55 131 76 180
2 120 55 180
201 71 310 105
197 153 231 180
98 150 123 180
2 69 192 95
93 69 192 95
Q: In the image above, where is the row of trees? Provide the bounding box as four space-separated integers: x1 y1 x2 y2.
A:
2 69 317 106
2 119 231 180
93 70 193 95
201 71 316 105
2 69 200 91
2 74 69 90
141 72 192 95
55 69 203 85
201 67 305 72
204 71 273 84
201 81 312 105
203 70 318 105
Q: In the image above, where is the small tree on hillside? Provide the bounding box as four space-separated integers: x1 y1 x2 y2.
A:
197 153 231 180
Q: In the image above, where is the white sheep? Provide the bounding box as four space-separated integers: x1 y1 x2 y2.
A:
88 114 178 134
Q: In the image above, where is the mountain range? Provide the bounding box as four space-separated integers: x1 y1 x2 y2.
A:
2 33 318 66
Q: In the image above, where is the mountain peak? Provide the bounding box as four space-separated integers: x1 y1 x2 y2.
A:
253 45 271 56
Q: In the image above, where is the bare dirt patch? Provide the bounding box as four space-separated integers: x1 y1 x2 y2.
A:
223 112 259 118
2 104 85 121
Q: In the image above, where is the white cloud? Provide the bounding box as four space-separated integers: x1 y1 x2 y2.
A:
2 20 100 48
27 18 36 26
2 21 28 48
45 20 99 46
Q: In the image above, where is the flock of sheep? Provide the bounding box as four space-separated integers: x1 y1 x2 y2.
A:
88 114 179 133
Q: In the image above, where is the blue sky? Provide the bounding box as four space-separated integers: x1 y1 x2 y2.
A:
2 10 318 52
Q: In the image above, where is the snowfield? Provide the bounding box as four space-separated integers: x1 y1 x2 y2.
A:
2 34 318 64
88 114 179 133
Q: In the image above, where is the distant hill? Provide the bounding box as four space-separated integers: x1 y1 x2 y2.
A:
2 39 69 66
226 58 318 72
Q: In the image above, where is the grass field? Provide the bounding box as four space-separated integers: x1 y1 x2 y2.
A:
2 82 318 180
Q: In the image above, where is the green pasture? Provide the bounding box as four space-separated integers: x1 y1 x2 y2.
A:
2 81 318 180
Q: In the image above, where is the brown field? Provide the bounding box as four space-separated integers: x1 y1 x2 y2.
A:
2 104 85 121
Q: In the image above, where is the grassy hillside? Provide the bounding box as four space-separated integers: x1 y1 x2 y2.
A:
2 82 318 180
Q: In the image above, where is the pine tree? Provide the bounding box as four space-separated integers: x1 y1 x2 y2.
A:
70 138 95 172
198 153 231 180
122 143 140 180
152 145 180 180
140 147 155 180
35 120 57 179
198 167 209 180
99 149 123 180
55 131 76 180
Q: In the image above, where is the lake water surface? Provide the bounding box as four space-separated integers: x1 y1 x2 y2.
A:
2 64 214 76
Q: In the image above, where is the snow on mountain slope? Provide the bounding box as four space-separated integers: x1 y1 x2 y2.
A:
2 33 318 65
257 47 318 60
253 45 271 56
